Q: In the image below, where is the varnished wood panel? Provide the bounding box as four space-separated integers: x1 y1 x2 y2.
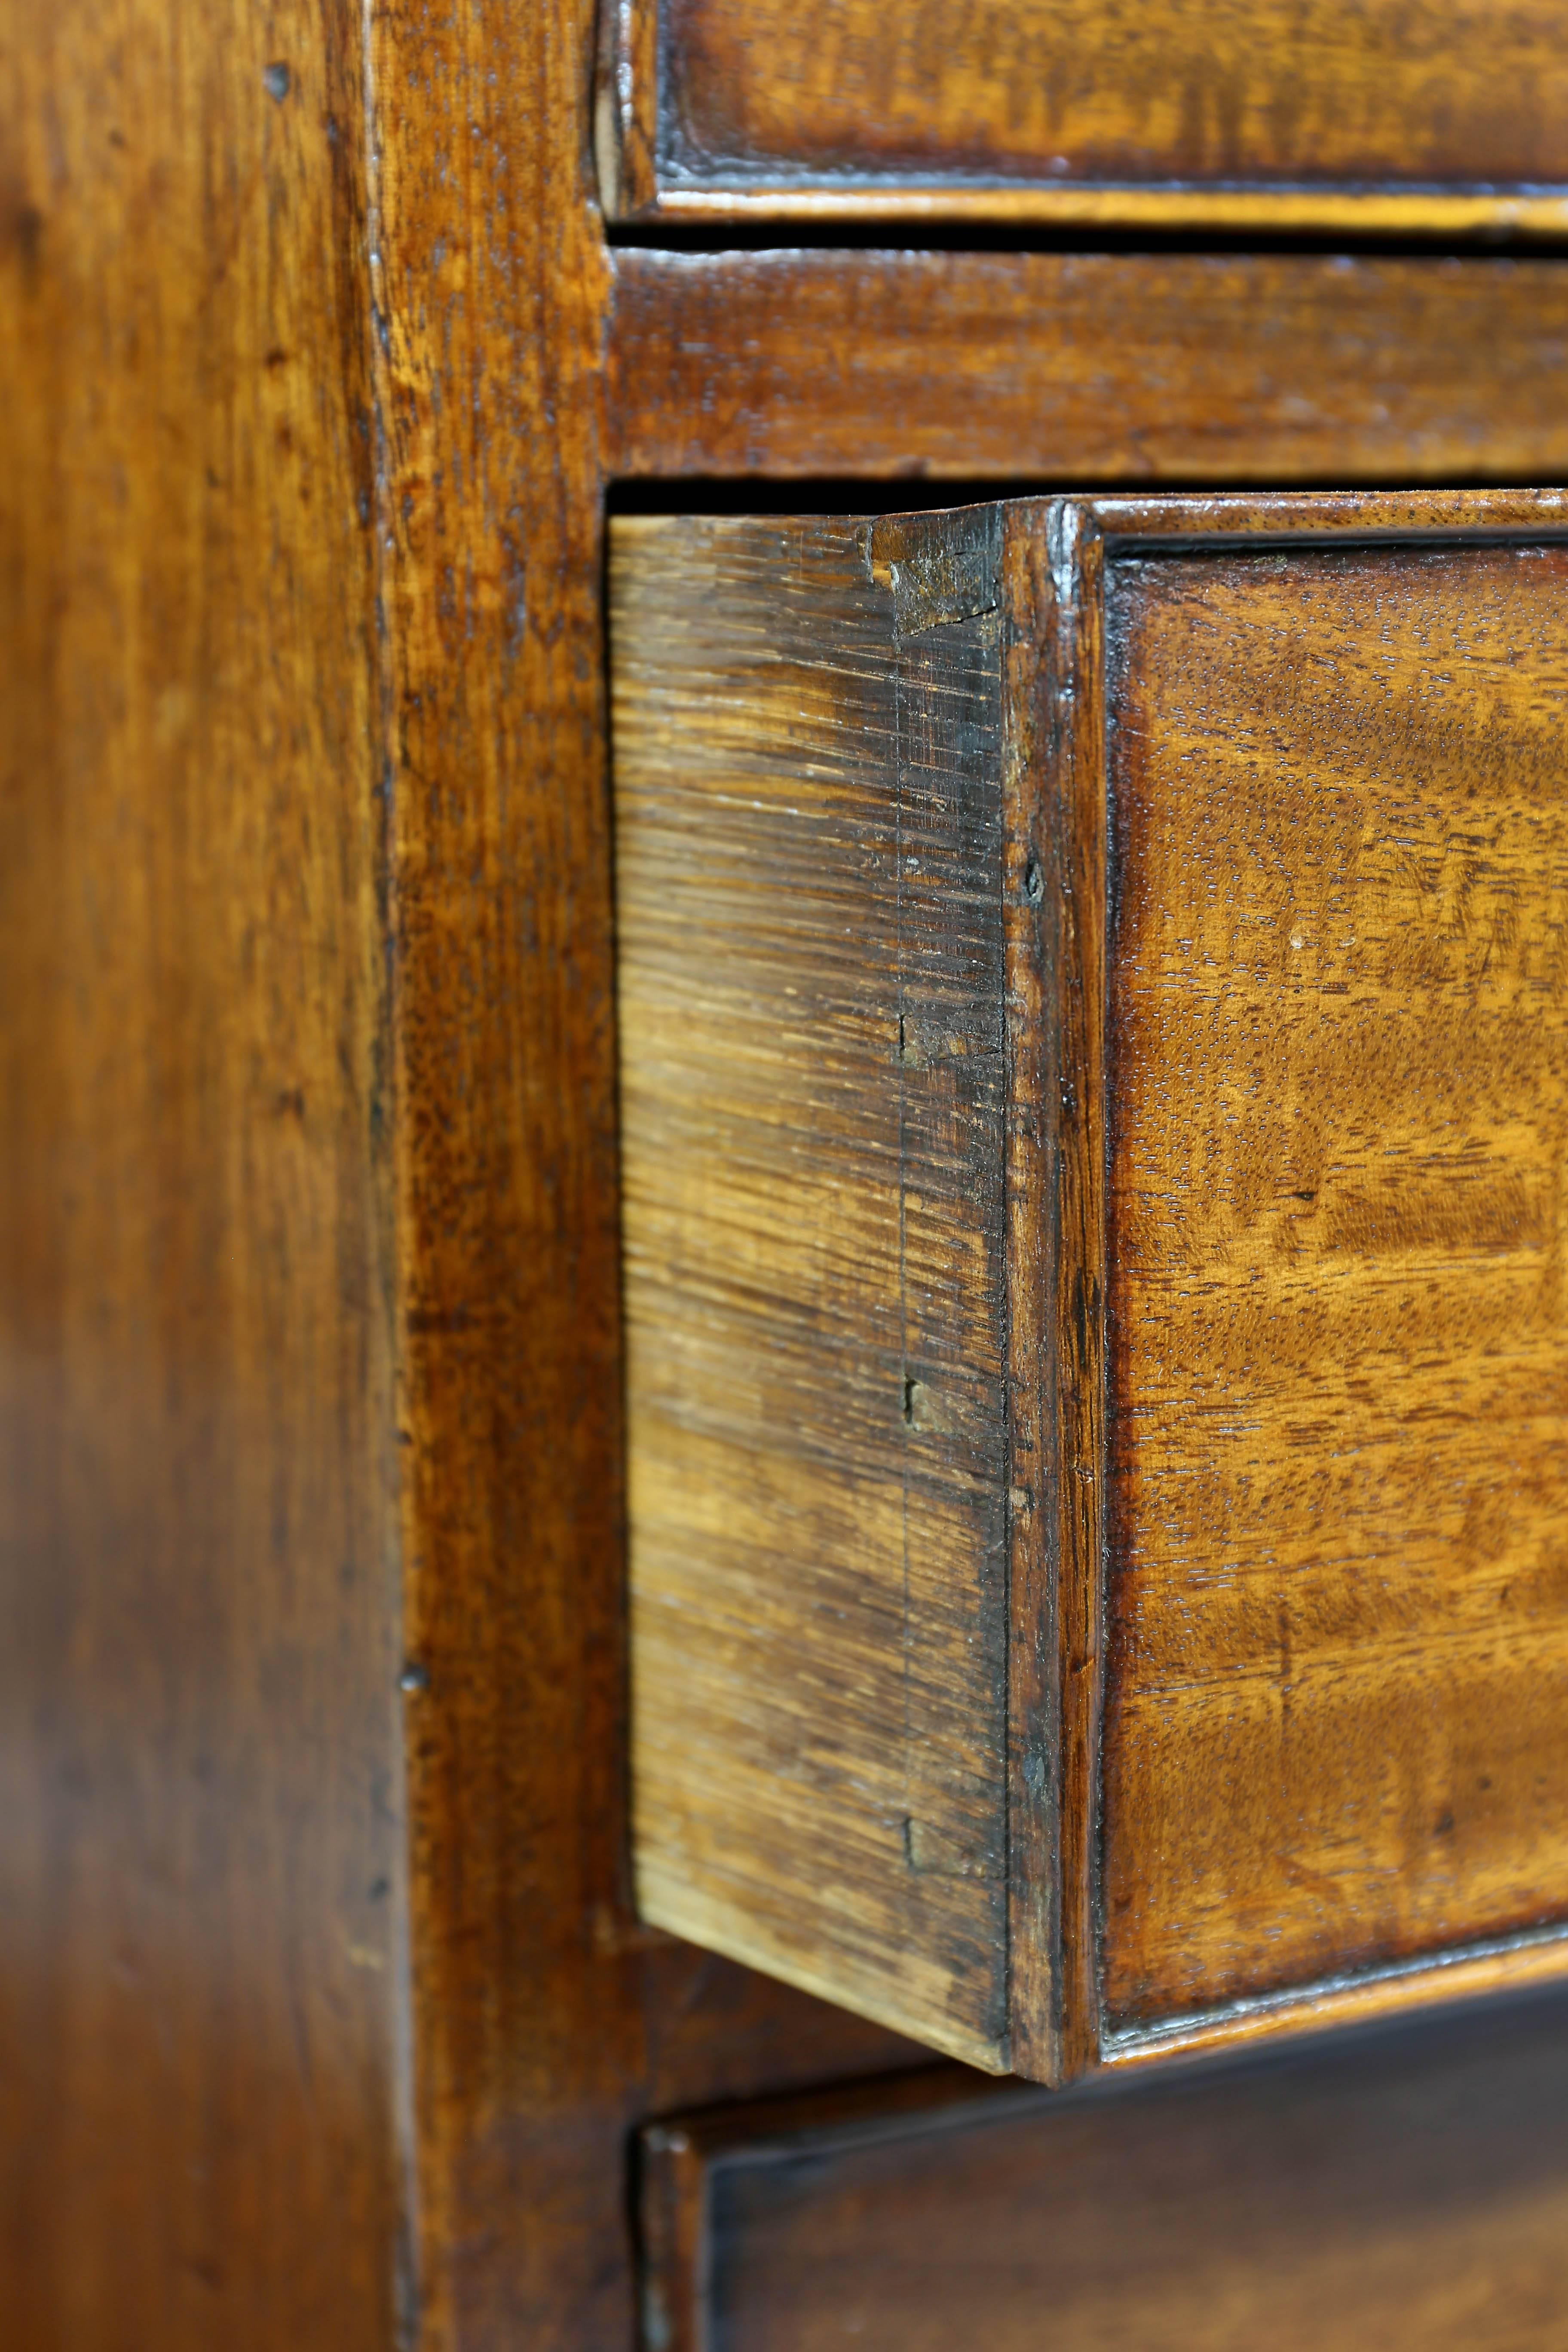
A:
642 1991 1568 2352
614 511 1013 2068
608 250 1568 487
1101 538 1568 2037
602 0 1568 232
25 0 1568 2327
0 0 404 2340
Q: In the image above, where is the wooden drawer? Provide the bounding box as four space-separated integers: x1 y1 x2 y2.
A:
612 489 1568 2083
641 1992 1568 2352
596 0 1568 234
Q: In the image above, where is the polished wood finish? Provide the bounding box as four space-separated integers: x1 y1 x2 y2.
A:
3 1 926 2345
1 0 404 2340
17 0 1568 2328
368 6 922 2347
641 1990 1568 2352
1102 531 1568 2043
609 249 1568 486
602 0 1568 233
615 491 1568 2084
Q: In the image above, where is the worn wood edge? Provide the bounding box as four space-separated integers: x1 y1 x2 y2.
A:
618 505 1014 2081
1084 487 1568 544
639 2122 711 2352
1043 505 1109 2084
636 1880 1011 2077
1102 1926 1568 2073
623 183 1568 236
594 0 658 219
1000 505 1063 2086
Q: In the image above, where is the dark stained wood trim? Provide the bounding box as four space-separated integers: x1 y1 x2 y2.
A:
1046 504 1110 2085
594 0 659 220
621 187 1568 237
369 0 635 2334
640 2122 712 2352
998 511 1061 2080
640 2065 1029 2349
606 250 1568 488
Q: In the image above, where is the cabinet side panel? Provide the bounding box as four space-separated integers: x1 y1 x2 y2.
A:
613 512 1009 2067
1101 539 1568 2034
0 0 404 2338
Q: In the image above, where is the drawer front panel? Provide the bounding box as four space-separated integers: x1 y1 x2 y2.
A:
643 1995 1568 2352
1102 541 1568 2033
604 0 1568 230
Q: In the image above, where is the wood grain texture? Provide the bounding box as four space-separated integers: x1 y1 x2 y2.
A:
369 0 633 2328
614 510 1014 2068
1053 490 1568 2072
608 249 1568 487
0 0 406 2341
642 1990 1568 2352
1101 536 1568 2036
616 490 1568 2086
368 9 924 2345
609 0 1568 231
2 1 928 2343
24 0 1568 2325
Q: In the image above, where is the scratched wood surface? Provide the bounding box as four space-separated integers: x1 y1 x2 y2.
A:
1100 536 1568 2037
642 1991 1568 2352
613 511 1014 2068
608 0 1568 231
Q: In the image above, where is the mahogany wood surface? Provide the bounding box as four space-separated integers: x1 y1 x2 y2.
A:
642 1989 1568 2352
614 491 1568 2086
14 0 1568 2334
1102 533 1568 2039
1 0 404 2341
368 3 923 2346
605 0 1568 233
608 249 1568 486
3 2 922 2346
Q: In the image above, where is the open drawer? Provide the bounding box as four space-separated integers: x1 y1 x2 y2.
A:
611 490 1568 2081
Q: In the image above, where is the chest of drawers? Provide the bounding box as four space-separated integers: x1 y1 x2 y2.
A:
12 0 1568 2341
